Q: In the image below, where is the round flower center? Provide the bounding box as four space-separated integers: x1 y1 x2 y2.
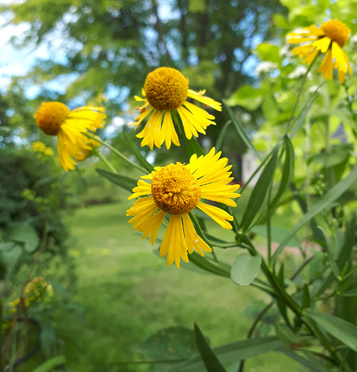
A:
151 163 201 215
34 102 70 136
144 67 188 111
320 20 350 48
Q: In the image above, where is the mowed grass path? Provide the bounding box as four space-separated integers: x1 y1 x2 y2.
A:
59 201 302 372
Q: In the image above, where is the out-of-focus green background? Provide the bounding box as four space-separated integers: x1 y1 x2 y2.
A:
1 0 357 370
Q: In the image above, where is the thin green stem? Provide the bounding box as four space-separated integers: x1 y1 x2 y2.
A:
85 133 147 173
287 54 319 130
93 150 117 174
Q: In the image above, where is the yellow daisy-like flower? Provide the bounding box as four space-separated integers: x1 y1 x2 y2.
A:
126 148 241 268
75 135 101 162
287 19 352 83
131 67 222 150
34 102 106 171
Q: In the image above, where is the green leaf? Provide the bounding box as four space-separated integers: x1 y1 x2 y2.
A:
272 165 357 263
0 245 22 274
231 254 261 286
227 86 263 111
270 136 294 208
240 146 278 233
318 227 340 278
7 223 39 252
223 100 262 160
309 249 324 281
306 310 357 351
0 242 15 251
137 326 197 362
215 120 231 151
288 83 323 139
122 132 154 173
183 135 205 158
251 225 300 248
280 349 332 372
96 168 137 192
31 355 66 372
166 336 284 372
194 323 227 372
338 289 357 297
302 284 311 309
274 323 301 344
188 252 230 278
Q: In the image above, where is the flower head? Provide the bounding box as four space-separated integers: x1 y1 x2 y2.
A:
131 67 222 150
34 102 106 171
75 135 101 162
127 148 241 267
287 19 352 83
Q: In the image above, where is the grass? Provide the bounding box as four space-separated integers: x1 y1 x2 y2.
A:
52 199 305 372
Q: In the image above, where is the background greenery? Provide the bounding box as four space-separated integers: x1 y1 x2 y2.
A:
1 0 357 370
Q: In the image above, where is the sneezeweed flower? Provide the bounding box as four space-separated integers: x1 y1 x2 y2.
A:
287 19 352 83
75 135 101 162
127 148 241 267
34 102 106 171
131 67 221 150
31 141 54 161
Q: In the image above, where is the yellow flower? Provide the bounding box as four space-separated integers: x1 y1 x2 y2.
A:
287 19 352 83
131 67 222 150
127 148 241 267
34 102 106 171
75 135 101 162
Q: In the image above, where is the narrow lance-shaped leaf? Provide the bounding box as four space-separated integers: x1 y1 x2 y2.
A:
270 136 294 208
239 146 279 233
280 348 332 372
318 227 340 278
287 82 324 138
188 252 230 278
306 310 357 351
223 100 262 160
272 165 357 263
231 254 261 286
194 323 227 372
302 284 311 309
96 168 137 192
166 336 284 372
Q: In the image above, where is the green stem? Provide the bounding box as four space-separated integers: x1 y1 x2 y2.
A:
85 133 147 173
93 150 117 174
287 53 319 130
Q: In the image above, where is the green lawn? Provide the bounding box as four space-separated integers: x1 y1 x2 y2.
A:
56 200 304 372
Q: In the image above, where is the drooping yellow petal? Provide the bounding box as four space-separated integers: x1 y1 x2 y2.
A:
197 201 233 230
127 197 165 244
136 109 163 150
160 215 188 268
160 111 180 149
128 179 152 200
130 106 153 129
187 89 222 111
311 37 331 53
318 49 333 81
182 213 211 256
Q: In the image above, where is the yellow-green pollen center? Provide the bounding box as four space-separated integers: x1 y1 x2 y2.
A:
151 163 201 215
144 67 188 112
34 101 70 136
320 19 350 48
